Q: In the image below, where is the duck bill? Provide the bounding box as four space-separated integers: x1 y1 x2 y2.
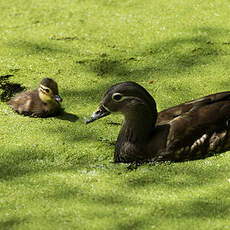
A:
53 95 63 104
86 106 111 124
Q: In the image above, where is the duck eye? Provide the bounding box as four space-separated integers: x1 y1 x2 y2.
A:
45 89 50 93
112 93 123 102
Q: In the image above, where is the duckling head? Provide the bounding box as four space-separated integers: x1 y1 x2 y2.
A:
86 81 157 124
38 78 62 104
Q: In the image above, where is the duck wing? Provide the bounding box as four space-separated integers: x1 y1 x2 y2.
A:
154 91 230 161
157 91 230 125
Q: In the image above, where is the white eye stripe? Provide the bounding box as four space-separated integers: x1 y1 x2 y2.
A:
115 96 140 103
121 96 139 101
112 93 139 102
39 88 49 94
39 84 51 94
102 95 140 113
40 84 49 90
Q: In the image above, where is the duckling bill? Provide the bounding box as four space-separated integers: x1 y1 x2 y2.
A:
8 78 63 117
86 81 230 163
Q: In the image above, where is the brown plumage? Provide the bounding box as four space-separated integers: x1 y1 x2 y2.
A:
86 81 230 163
8 78 63 117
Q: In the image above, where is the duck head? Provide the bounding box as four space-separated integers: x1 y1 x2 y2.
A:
86 82 160 163
86 81 157 125
38 78 63 104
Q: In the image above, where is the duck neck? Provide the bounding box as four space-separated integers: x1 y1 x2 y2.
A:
115 105 157 162
121 113 155 142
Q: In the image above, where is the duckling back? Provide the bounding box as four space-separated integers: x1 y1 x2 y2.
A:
9 90 46 117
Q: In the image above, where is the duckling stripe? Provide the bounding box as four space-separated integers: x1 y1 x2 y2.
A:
39 84 49 95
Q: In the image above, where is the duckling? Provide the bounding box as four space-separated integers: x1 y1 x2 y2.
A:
8 78 62 117
86 81 230 163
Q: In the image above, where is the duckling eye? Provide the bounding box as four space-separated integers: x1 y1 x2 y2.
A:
45 89 50 93
112 93 123 102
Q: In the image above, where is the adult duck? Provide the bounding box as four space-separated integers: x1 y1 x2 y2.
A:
8 78 63 117
86 81 230 163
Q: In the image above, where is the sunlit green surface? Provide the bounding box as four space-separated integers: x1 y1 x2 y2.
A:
0 0 230 229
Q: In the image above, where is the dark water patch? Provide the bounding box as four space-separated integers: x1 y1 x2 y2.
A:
50 35 79 41
0 218 25 230
0 74 25 102
56 111 79 122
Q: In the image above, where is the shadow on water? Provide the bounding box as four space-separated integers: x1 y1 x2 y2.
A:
35 161 230 228
0 126 103 180
116 188 230 229
0 75 25 102
0 218 25 230
5 40 70 55
124 157 230 188
76 27 229 80
5 27 230 106
6 27 230 80
55 111 79 122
